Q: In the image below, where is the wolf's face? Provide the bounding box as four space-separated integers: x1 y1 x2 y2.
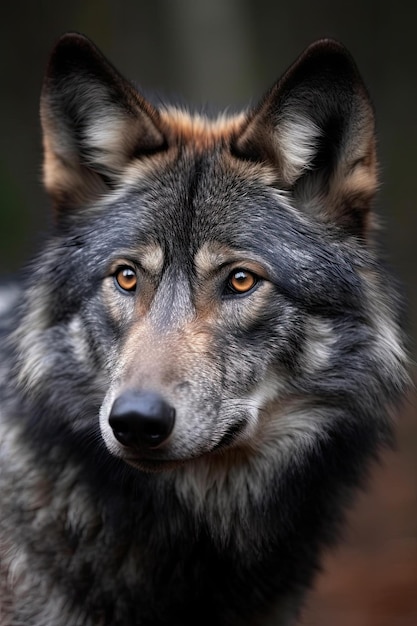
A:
96 159 306 468
16 35 406 473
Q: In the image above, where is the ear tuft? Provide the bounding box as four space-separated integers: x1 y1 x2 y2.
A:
274 113 322 185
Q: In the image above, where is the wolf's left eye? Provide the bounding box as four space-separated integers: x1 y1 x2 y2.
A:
114 267 137 293
226 269 258 295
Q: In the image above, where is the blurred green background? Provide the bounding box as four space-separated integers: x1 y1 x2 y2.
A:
1 2 417 624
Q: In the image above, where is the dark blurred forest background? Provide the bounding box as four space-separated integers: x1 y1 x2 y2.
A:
1 1 416 624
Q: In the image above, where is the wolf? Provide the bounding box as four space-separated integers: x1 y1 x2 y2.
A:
0 33 408 626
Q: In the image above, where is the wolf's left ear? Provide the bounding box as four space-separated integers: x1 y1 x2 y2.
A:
41 33 166 209
234 40 377 236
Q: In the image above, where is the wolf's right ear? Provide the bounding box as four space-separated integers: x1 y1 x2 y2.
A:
41 33 166 209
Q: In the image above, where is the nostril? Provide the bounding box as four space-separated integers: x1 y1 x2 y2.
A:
109 414 138 448
109 391 175 450
139 410 175 444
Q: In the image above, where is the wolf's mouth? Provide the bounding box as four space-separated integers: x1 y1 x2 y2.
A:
113 420 248 473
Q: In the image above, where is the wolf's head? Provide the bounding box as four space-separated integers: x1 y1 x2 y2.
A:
16 34 407 478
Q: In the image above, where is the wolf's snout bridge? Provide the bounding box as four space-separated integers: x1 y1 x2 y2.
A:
109 390 175 449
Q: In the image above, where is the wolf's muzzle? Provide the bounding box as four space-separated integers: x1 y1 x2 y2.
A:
109 390 175 449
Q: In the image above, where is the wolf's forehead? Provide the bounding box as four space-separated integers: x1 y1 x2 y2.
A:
146 153 277 228
102 144 294 271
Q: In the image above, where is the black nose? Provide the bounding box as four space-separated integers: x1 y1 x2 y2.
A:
109 391 175 449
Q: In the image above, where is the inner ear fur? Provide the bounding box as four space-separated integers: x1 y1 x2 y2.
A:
41 33 167 209
234 39 378 236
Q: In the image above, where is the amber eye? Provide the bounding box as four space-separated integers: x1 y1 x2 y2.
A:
114 267 137 293
227 269 258 294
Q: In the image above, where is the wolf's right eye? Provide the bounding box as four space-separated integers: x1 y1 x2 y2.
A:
114 267 137 293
